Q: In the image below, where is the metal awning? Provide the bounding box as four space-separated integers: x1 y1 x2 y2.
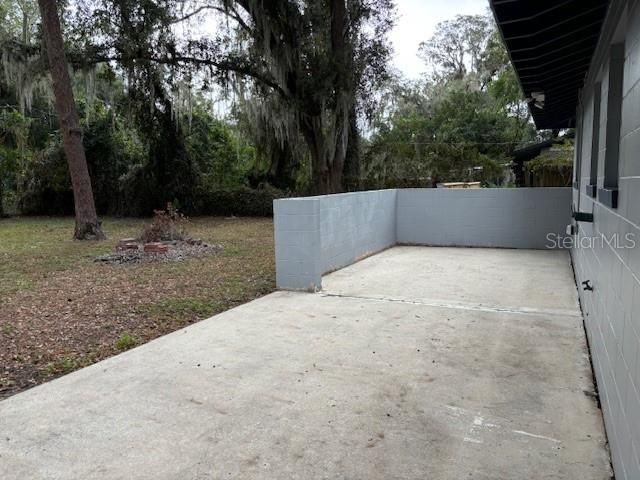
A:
490 0 610 129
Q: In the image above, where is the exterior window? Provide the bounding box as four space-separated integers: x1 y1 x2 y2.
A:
586 83 602 197
599 43 625 208
573 103 584 191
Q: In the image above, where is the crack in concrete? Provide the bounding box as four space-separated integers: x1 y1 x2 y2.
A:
320 292 582 318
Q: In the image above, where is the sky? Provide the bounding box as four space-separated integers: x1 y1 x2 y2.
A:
390 0 490 79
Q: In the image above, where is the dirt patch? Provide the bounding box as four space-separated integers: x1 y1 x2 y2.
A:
94 241 223 265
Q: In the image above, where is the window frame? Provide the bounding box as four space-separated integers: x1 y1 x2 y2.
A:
586 82 602 198
598 43 625 209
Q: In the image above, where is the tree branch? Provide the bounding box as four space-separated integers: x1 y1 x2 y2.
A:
170 4 251 32
82 49 289 99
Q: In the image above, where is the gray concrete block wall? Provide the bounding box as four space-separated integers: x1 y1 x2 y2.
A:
397 188 572 249
572 204 640 480
572 2 640 477
273 197 322 291
319 190 397 274
274 188 571 291
274 190 397 290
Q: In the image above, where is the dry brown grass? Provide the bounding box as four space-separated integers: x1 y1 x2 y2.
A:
0 216 275 398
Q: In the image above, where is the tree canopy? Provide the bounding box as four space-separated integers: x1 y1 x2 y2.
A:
363 12 538 188
0 2 547 219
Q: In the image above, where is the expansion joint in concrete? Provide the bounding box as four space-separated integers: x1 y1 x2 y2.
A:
320 292 582 318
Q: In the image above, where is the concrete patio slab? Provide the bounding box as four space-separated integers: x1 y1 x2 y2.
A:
323 246 580 315
0 247 611 479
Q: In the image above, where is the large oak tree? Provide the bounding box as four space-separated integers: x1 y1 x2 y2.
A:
70 0 394 194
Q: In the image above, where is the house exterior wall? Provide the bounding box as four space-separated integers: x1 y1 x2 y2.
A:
572 1 640 478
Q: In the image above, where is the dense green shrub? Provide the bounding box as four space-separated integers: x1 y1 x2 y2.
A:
18 132 74 215
21 186 286 218
9 94 272 217
187 107 256 191
190 187 287 217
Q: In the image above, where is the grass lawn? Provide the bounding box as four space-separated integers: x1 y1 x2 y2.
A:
0 216 275 398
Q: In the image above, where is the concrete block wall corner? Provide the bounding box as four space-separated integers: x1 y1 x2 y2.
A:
273 187 572 291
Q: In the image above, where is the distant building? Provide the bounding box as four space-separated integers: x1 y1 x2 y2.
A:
436 182 481 189
512 135 574 187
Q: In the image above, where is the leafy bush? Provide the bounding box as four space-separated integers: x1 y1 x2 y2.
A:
191 186 287 217
139 203 190 242
6 91 262 217
524 140 574 174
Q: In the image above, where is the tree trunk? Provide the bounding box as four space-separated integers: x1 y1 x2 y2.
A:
37 0 105 240
267 143 299 191
307 0 350 195
303 114 345 195
311 157 345 194
343 104 361 191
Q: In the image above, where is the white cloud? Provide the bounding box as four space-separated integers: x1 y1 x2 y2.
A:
390 0 490 80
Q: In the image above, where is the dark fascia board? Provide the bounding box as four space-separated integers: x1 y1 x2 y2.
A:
513 132 575 161
489 0 535 123
490 0 610 130
512 139 555 160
